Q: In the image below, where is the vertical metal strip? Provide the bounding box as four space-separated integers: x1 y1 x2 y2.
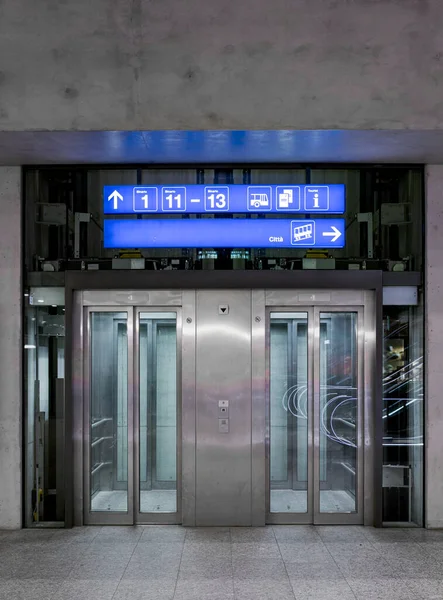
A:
181 290 196 526
251 289 266 526
357 307 365 520
312 306 321 522
175 307 183 523
127 307 134 522
83 307 91 524
133 308 141 521
71 290 83 527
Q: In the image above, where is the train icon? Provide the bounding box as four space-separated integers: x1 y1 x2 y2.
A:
291 220 315 246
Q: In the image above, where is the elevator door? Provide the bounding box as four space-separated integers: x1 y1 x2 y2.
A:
83 307 181 525
267 307 364 525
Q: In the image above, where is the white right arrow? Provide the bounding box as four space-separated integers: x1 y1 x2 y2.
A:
322 225 342 243
108 190 123 210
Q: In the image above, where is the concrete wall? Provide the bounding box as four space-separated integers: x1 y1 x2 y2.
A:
1 0 443 132
425 165 443 528
0 167 22 528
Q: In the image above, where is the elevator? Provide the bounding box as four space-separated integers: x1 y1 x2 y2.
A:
72 287 376 527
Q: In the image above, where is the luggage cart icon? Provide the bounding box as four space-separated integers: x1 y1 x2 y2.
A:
291 220 315 246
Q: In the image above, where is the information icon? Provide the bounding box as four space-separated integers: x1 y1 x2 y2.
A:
133 187 158 212
291 220 316 246
304 186 329 211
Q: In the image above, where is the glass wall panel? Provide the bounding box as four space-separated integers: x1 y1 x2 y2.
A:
89 312 128 512
139 312 177 513
319 312 358 514
269 312 308 513
383 300 423 525
24 287 65 525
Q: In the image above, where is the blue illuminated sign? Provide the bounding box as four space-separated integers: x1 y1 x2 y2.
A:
104 218 345 249
103 184 345 215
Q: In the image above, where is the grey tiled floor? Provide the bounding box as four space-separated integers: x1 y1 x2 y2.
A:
0 525 442 600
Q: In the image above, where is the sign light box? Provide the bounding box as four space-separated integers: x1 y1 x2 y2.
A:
104 184 345 215
104 218 346 249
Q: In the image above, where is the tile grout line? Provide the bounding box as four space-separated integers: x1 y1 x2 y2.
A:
272 525 298 600
110 529 143 600
317 530 358 600
171 528 187 599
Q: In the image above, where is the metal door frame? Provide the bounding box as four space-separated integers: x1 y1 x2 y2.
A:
264 290 376 526
312 305 364 525
134 306 182 524
83 306 134 525
67 273 383 528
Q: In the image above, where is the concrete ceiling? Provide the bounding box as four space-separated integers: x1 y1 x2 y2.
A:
0 130 442 165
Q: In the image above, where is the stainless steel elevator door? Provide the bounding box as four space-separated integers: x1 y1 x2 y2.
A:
195 290 253 526
83 304 180 525
267 306 366 525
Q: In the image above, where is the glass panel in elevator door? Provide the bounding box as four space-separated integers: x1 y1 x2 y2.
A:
319 312 357 513
139 312 177 513
90 312 128 512
269 313 308 513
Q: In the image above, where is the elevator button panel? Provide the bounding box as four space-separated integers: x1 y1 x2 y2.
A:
218 418 229 433
218 400 229 417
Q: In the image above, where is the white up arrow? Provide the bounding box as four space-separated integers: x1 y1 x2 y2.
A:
108 190 123 210
322 225 342 243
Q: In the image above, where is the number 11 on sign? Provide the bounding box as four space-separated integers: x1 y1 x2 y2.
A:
163 188 186 211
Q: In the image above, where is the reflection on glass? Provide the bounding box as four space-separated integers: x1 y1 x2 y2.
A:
139 312 177 513
270 313 308 513
24 291 65 525
319 313 357 513
90 312 128 512
383 304 423 525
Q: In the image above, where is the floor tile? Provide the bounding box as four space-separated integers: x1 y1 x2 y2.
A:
230 527 276 543
184 528 231 543
112 578 176 599
179 555 232 578
346 577 418 599
290 577 357 600
278 541 334 564
138 526 186 543
95 526 143 543
232 541 281 559
234 579 295 600
272 525 322 543
0 579 61 600
51 579 119 600
233 557 288 580
174 576 235 600
317 526 368 543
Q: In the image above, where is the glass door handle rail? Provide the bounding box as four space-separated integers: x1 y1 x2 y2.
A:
339 462 356 476
91 418 113 429
334 418 356 428
91 461 112 477
91 436 113 448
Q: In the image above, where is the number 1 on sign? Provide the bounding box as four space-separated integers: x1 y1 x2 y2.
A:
166 193 181 209
141 194 149 209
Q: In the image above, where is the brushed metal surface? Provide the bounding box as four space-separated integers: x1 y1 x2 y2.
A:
181 291 196 526
195 290 252 526
251 290 266 526
83 290 182 306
